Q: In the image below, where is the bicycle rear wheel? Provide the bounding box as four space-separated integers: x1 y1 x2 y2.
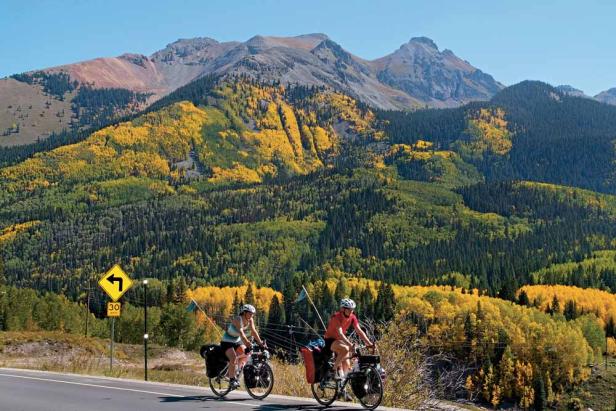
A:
356 366 383 409
311 378 338 407
246 362 274 400
209 363 232 397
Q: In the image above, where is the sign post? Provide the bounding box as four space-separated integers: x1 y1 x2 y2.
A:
143 279 148 381
98 264 133 374
110 318 115 373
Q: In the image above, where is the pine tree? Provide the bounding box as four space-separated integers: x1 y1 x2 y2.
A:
518 290 530 306
375 282 396 322
606 316 616 338
564 300 578 320
360 286 374 319
232 291 242 314
533 375 546 411
550 295 560 315
320 282 336 318
244 283 256 306
268 295 285 326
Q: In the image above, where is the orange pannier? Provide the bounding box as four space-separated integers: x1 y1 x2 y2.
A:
301 346 317 383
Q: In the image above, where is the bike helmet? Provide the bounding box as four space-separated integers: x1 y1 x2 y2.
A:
340 298 356 309
240 304 256 314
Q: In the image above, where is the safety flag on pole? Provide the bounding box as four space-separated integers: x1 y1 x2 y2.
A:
186 299 198 313
294 287 308 303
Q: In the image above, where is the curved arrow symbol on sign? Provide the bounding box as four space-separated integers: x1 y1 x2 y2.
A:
107 274 124 292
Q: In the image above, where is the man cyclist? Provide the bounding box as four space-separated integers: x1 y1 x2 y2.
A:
324 298 374 380
220 304 266 389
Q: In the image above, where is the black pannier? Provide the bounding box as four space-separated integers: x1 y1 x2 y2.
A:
351 372 368 399
313 347 331 382
201 344 229 378
243 364 257 388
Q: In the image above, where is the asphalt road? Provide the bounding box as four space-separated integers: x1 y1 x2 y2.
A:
0 368 405 411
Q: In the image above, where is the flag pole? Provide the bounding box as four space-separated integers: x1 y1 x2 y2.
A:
302 285 326 331
190 298 223 338
298 316 322 337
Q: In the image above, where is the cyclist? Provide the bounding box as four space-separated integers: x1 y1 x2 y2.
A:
220 304 266 389
324 298 374 380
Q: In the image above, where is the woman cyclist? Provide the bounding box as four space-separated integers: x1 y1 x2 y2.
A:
220 304 266 389
324 298 374 379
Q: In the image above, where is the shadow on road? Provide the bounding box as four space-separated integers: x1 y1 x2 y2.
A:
254 405 364 411
158 395 364 410
158 395 251 403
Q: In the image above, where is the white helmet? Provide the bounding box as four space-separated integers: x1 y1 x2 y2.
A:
340 298 356 309
240 304 256 314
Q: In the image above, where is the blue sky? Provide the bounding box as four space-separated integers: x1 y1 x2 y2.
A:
2 0 615 95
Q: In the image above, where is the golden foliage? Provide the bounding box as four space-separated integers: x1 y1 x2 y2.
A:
464 108 512 155
0 221 40 244
186 282 282 324
518 284 616 327
1 102 208 192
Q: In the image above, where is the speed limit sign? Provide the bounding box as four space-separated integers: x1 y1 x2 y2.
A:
107 302 121 317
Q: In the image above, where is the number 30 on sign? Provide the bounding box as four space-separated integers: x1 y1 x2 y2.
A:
107 302 121 317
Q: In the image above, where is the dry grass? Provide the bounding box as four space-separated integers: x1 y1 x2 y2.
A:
0 331 436 409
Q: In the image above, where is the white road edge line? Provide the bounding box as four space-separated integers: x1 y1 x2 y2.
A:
0 372 256 408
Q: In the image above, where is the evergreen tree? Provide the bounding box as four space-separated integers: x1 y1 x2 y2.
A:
244 283 256 306
232 291 242 314
375 282 396 322
564 300 578 321
518 290 530 306
606 316 616 338
320 282 336 318
267 295 285 326
533 375 546 411
360 286 374 319
549 295 560 315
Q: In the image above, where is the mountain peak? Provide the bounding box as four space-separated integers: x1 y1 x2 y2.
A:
595 87 616 105
407 37 439 50
556 85 590 98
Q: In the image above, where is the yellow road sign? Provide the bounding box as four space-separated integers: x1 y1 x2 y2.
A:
107 302 121 317
98 264 133 302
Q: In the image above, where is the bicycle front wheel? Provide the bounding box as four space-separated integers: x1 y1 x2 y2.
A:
311 378 338 407
356 366 383 410
246 362 274 400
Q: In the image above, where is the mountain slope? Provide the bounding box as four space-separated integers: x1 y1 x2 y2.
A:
381 81 616 193
595 87 616 105
1 34 501 148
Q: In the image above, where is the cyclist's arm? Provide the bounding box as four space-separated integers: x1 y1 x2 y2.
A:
352 319 374 347
249 318 265 347
354 325 373 347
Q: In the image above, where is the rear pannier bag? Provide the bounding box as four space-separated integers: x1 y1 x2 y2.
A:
201 344 229 378
301 347 318 383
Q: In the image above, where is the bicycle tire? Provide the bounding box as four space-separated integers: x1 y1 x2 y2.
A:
311 378 339 407
246 362 274 400
209 363 233 397
356 366 383 410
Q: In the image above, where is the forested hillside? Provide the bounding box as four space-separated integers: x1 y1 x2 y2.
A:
380 81 616 194
1 76 616 409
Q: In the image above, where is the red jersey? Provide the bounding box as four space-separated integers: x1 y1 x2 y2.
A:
324 311 359 339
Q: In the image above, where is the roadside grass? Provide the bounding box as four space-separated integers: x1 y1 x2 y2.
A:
0 331 311 397
0 331 476 410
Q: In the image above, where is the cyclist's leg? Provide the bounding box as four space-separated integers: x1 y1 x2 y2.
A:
236 345 248 369
224 346 237 378
340 342 353 375
331 340 350 377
